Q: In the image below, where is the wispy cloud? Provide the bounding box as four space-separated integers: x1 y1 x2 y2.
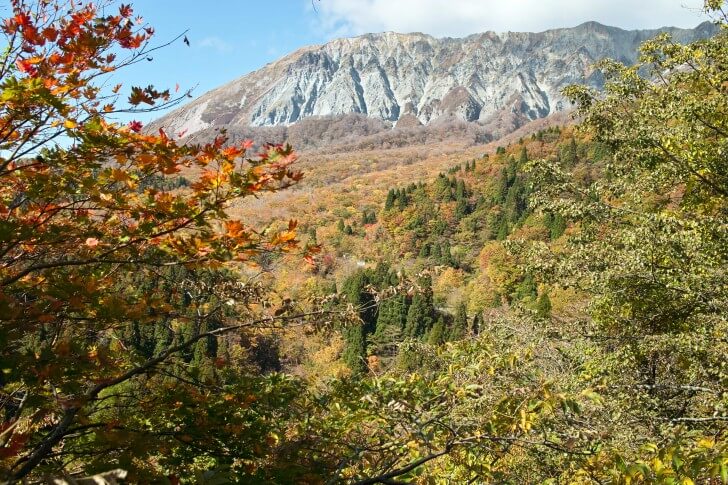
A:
310 0 710 39
197 36 233 53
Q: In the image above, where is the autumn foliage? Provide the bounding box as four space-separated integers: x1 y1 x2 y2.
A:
2 0 728 483
0 0 302 480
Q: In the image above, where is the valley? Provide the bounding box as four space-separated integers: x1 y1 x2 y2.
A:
1 2 726 483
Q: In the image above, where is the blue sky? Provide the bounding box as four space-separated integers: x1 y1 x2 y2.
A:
115 1 328 122
116 0 711 122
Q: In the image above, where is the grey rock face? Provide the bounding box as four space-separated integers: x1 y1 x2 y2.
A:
156 21 716 137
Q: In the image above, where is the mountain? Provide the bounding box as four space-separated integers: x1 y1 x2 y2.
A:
154 21 716 141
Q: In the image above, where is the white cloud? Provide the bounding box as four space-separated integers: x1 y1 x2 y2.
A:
309 0 712 39
197 36 233 53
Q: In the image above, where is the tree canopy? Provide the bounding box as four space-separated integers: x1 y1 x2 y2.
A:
2 0 727 483
0 1 305 480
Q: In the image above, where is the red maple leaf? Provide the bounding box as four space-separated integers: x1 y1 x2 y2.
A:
127 120 143 133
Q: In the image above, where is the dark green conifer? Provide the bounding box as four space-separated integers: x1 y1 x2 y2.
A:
369 294 408 358
342 324 367 374
496 219 509 240
397 191 408 210
455 179 466 200
448 302 468 341
427 317 446 345
440 241 453 266
519 146 528 165
455 197 468 219
431 243 442 260
471 312 482 335
418 243 430 258
562 137 577 165
514 274 537 301
404 277 435 339
385 189 396 210
550 214 567 239
536 292 552 319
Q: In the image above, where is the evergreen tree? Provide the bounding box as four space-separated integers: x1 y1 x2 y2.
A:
370 261 391 288
404 277 435 339
431 243 442 260
492 168 509 205
455 179 466 200
505 156 518 187
496 219 509 241
519 146 528 165
427 317 446 345
471 312 482 335
448 302 468 341
434 174 452 201
549 213 567 239
369 294 408 358
514 274 537 301
342 324 367 374
504 177 528 224
536 292 552 319
397 191 409 210
385 189 396 210
337 219 345 233
455 197 468 220
418 243 430 258
562 137 577 166
440 241 453 267
361 210 376 225
432 218 448 236
341 270 377 328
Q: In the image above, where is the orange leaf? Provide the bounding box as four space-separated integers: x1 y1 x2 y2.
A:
225 220 245 239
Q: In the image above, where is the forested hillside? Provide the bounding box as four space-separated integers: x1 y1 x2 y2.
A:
1 1 726 483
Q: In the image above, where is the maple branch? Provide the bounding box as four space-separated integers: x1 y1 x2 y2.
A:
8 308 338 480
1 210 205 286
352 448 451 485
652 139 728 198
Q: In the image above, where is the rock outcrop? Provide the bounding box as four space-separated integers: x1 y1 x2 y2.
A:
155 21 716 137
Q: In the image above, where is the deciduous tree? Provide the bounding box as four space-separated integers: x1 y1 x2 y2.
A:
0 1 305 480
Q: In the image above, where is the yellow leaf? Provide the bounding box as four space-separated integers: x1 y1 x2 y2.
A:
697 437 714 449
64 119 77 129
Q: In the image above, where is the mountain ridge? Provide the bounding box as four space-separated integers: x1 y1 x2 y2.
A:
153 21 716 139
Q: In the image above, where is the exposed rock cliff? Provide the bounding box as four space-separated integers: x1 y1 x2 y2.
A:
155 21 716 138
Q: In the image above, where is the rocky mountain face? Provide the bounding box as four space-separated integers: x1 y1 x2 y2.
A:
156 21 716 139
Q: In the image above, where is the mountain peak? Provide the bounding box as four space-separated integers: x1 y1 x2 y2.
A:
155 22 715 139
